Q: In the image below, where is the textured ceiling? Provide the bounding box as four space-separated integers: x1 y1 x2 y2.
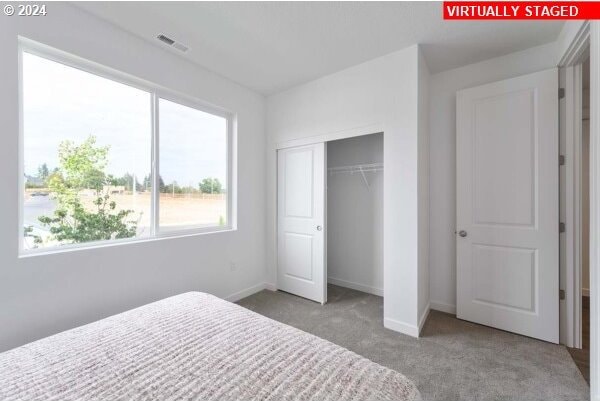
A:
74 2 564 95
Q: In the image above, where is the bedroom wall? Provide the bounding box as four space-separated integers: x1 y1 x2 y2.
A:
266 45 430 337
326 134 384 295
0 4 267 352
428 41 563 314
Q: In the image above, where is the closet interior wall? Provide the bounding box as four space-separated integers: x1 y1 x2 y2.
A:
327 133 384 296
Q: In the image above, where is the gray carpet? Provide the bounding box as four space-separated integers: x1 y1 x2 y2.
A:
237 285 589 401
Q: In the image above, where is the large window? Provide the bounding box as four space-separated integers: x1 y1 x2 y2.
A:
20 43 233 253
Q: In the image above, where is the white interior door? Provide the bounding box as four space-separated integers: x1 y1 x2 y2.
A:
277 143 326 303
456 68 559 343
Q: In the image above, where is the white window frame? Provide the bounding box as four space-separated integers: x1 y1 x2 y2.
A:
18 37 236 256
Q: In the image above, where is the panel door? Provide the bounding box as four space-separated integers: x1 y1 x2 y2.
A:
456 68 559 343
277 143 326 303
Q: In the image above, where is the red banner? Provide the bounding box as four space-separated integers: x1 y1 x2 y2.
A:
443 1 600 19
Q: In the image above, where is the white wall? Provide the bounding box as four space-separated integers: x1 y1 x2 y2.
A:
267 45 429 337
429 41 562 313
0 4 267 352
327 134 383 295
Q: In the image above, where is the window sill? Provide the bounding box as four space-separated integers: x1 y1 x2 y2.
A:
19 226 236 258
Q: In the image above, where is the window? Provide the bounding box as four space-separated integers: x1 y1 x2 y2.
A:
159 99 228 231
20 42 233 253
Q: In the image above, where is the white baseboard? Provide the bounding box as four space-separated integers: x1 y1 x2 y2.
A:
430 300 456 315
264 282 277 292
418 302 430 335
583 288 590 297
225 282 272 303
327 277 383 296
384 317 419 338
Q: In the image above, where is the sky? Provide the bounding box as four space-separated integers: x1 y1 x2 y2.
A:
23 52 227 188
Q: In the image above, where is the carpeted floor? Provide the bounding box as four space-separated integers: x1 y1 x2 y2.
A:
237 284 589 401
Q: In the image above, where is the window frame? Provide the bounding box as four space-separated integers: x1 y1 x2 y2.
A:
18 37 236 256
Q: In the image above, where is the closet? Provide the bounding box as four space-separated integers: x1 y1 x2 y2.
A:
326 133 383 296
276 132 383 303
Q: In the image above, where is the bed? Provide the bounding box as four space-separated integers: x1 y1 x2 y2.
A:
0 292 421 401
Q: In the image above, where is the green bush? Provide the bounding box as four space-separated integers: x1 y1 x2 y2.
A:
35 136 138 247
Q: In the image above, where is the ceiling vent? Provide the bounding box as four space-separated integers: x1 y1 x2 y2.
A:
156 34 189 53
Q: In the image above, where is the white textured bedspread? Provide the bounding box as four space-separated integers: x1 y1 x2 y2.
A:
0 292 420 401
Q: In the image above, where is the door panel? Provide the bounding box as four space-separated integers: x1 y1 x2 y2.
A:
277 143 326 303
473 89 536 226
284 149 314 218
456 68 558 343
471 244 536 311
283 233 314 281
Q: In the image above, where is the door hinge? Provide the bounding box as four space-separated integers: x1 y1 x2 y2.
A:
559 88 565 99
559 154 566 166
559 289 565 300
560 222 566 233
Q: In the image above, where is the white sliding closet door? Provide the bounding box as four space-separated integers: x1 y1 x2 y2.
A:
277 143 327 303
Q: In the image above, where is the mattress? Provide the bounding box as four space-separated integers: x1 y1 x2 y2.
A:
0 292 421 401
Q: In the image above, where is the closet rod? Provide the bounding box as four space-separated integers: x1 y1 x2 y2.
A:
327 162 383 174
327 163 383 188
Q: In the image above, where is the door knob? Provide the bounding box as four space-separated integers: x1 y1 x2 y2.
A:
458 230 467 237
316 225 322 231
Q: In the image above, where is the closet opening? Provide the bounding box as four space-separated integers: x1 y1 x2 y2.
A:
326 133 384 297
276 131 383 305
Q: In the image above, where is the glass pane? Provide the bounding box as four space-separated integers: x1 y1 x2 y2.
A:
159 98 228 231
22 52 151 250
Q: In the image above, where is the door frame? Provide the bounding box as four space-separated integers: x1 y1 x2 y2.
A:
561 20 600 401
560 22 589 349
562 61 586 349
274 123 384 150
590 21 600 401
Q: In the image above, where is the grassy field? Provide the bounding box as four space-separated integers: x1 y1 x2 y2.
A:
25 190 227 232
86 192 227 230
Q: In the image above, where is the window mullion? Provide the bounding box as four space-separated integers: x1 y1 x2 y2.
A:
151 93 160 236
